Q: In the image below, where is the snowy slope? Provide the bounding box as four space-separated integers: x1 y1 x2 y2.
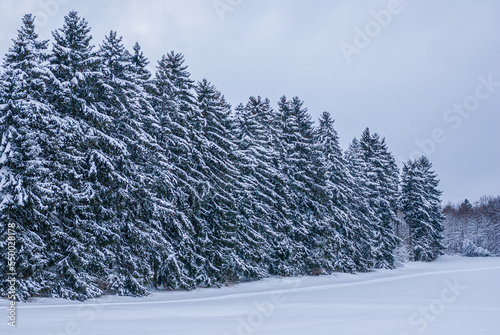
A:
2 255 499 335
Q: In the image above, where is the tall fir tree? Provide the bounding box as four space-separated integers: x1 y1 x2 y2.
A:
345 138 379 270
96 30 178 295
233 97 289 275
47 12 128 299
417 156 445 258
152 51 206 289
194 79 267 283
357 128 399 268
277 96 331 274
126 41 180 289
0 14 64 300
401 156 444 261
315 112 359 272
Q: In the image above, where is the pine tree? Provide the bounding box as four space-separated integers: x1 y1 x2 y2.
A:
152 52 206 289
357 128 399 268
0 14 73 300
44 11 124 299
194 79 267 283
50 10 102 117
276 96 333 274
401 156 444 261
233 96 289 275
417 156 445 257
96 30 178 295
315 112 359 272
345 138 379 271
127 42 180 289
130 42 151 81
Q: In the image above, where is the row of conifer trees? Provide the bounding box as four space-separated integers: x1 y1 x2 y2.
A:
0 12 444 300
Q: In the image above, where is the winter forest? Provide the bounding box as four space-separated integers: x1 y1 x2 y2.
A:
0 12 495 301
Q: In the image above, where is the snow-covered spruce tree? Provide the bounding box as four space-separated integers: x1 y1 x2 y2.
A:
401 157 444 261
126 42 182 289
357 128 399 268
49 13 168 298
314 111 359 272
96 30 179 295
194 79 267 283
417 156 444 258
152 51 210 289
0 14 63 300
276 96 334 275
233 97 290 275
275 96 309 273
46 11 117 299
344 138 379 271
457 200 477 254
401 159 429 261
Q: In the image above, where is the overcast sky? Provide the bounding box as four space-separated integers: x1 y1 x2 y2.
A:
1 0 499 204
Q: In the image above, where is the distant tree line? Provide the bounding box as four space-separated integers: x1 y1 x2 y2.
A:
442 197 500 257
0 12 445 300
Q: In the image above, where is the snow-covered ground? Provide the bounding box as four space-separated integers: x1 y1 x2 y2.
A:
2 255 500 335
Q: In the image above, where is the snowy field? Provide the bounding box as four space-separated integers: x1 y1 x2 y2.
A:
2 255 500 335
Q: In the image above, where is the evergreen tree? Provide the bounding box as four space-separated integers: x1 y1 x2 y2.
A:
50 10 102 116
126 42 180 289
233 97 289 275
0 14 77 299
357 128 399 268
152 51 204 289
417 156 445 257
315 112 359 272
96 30 177 295
45 12 121 299
401 157 444 261
277 96 331 274
345 138 379 270
194 79 266 283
